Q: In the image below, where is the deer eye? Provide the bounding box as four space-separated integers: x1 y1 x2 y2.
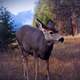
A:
49 31 53 34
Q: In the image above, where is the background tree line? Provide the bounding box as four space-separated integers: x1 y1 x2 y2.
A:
34 0 80 35
0 0 80 49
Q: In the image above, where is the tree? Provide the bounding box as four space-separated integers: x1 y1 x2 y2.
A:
34 0 53 25
34 0 80 35
0 7 15 48
47 0 80 35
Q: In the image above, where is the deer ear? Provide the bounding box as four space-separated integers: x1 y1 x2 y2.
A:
36 23 48 32
42 26 50 30
36 18 50 30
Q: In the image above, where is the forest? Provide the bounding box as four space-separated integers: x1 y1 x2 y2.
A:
34 0 80 35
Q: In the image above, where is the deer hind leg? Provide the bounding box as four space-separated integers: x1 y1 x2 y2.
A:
19 45 29 80
21 53 29 80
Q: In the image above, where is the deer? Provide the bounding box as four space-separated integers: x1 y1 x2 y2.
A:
16 19 64 80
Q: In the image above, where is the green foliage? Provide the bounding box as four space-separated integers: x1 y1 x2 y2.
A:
0 7 15 48
34 0 80 35
34 0 53 25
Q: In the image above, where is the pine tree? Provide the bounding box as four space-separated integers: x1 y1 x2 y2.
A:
0 7 15 48
34 0 53 25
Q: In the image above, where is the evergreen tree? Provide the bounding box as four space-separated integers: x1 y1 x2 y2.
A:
0 7 15 48
34 0 53 25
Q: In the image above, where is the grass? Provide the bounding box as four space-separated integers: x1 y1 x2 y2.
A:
0 35 80 80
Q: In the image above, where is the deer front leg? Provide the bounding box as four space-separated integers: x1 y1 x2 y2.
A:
22 57 27 80
46 59 50 80
34 57 39 80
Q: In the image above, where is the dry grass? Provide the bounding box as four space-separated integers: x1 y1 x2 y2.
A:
0 35 80 80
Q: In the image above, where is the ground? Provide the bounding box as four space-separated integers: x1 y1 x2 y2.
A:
0 35 80 80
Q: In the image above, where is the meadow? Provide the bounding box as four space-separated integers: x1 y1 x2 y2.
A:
0 35 80 80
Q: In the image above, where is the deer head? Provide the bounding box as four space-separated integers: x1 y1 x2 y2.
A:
36 20 64 43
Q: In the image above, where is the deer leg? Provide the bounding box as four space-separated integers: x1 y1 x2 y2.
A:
33 52 39 80
34 57 39 80
22 55 29 80
25 56 29 80
19 46 29 80
38 59 40 80
18 46 26 79
22 57 27 80
46 59 50 80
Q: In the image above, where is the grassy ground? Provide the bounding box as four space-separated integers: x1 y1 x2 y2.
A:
0 35 80 80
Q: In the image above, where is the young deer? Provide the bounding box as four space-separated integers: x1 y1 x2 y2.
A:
16 23 64 80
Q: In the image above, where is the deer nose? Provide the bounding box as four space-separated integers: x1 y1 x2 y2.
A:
58 37 64 43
